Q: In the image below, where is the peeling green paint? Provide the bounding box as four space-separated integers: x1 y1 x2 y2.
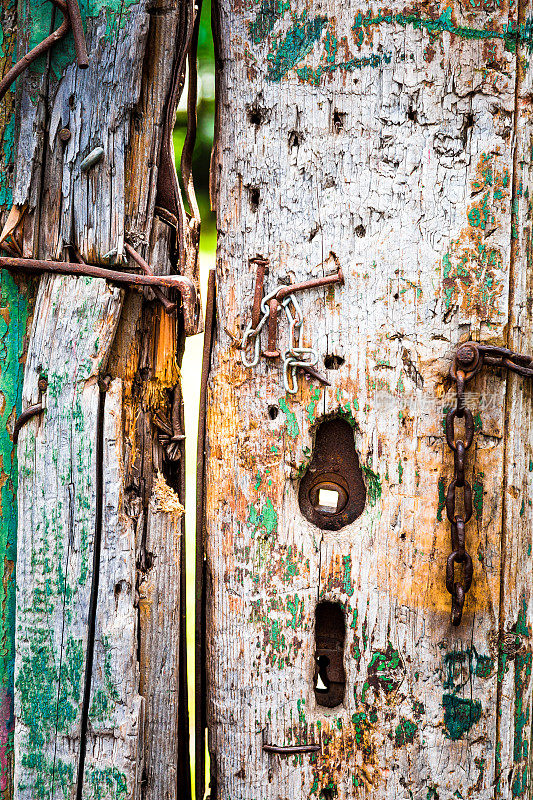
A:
352 7 532 53
395 717 418 746
512 598 531 797
248 0 290 44
436 476 446 522
247 497 278 538
306 387 321 424
279 396 299 438
27 0 141 81
342 555 354 596
362 466 382 507
472 473 483 519
443 694 482 740
0 7 32 780
266 9 327 81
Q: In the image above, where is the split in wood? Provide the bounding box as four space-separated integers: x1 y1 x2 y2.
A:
0 0 88 102
0 253 198 335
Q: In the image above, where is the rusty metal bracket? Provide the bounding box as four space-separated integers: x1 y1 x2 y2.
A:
445 340 533 625
0 254 198 335
13 377 48 445
0 0 88 103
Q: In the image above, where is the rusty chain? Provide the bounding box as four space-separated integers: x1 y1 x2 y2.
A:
446 341 533 625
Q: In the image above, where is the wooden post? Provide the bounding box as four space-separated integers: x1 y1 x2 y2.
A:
204 1 533 797
0 1 31 791
2 0 200 796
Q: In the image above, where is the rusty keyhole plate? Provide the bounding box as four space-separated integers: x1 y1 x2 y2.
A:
299 417 366 530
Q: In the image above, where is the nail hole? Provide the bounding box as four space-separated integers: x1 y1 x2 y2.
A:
288 130 301 148
324 354 345 370
68 94 75 108
315 601 345 708
268 405 279 420
393 292 399 300
355 224 366 238
400 532 406 540
320 791 335 800
114 580 127 601
332 110 345 131
407 107 417 122
249 187 260 211
247 105 264 126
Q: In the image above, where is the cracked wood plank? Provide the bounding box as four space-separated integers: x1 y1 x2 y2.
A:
205 0 533 798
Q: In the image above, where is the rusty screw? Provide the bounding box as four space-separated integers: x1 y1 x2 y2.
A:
59 127 71 143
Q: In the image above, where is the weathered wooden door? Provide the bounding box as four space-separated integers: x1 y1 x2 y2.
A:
0 0 200 795
203 0 533 797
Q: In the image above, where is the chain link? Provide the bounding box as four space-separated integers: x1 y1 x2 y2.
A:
444 368 475 626
242 286 318 390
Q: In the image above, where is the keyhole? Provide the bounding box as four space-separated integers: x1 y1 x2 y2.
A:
314 601 346 708
315 655 330 693
299 417 366 530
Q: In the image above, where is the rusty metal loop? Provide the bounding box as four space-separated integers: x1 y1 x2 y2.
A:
451 517 465 552
451 584 466 627
446 479 472 525
445 407 474 451
454 441 466 487
446 550 473 596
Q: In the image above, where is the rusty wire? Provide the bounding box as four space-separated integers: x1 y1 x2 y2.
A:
0 0 88 103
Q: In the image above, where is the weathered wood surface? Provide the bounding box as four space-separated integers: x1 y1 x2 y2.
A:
205 1 533 798
7 0 199 795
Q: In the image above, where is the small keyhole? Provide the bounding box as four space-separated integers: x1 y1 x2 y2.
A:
314 601 346 708
315 655 330 692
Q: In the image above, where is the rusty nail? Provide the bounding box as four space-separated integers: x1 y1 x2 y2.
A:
13 374 48 445
59 127 71 142
263 297 281 359
297 362 330 386
250 255 269 330
81 146 104 173
0 254 198 334
65 0 89 68
263 744 320 755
